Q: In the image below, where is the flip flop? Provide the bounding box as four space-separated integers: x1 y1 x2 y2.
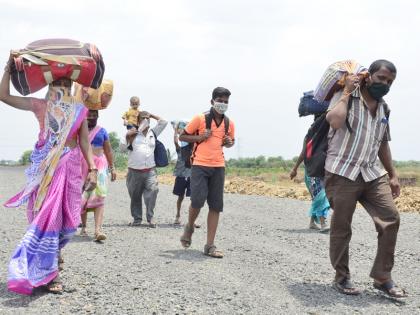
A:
374 280 407 298
333 279 361 295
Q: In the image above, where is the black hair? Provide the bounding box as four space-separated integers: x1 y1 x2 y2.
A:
368 59 397 75
212 87 231 100
89 109 99 115
51 78 72 88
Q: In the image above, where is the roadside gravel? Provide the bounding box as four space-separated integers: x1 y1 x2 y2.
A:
0 166 419 314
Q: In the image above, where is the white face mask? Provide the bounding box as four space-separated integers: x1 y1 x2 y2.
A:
213 101 228 114
138 119 150 131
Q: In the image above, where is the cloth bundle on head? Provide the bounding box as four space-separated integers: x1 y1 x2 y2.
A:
9 38 105 96
74 79 113 110
313 60 368 102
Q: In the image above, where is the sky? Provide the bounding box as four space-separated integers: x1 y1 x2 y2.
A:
0 0 419 161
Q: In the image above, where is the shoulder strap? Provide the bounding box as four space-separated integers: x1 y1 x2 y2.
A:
345 95 353 133
383 103 391 119
205 111 213 130
224 116 230 135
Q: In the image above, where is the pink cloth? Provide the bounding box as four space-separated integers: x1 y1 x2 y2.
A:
6 95 88 295
81 125 108 212
8 147 83 295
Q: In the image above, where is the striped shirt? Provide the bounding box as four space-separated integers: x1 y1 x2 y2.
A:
325 88 391 182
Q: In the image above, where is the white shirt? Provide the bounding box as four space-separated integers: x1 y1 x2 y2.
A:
127 119 168 170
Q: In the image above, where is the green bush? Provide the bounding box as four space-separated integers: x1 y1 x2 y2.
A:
20 150 33 165
114 151 128 170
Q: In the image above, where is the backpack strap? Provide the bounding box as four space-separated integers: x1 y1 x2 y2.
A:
345 95 353 133
205 110 213 130
382 102 391 119
224 115 230 135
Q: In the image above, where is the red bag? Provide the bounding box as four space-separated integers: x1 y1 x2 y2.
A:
10 38 105 96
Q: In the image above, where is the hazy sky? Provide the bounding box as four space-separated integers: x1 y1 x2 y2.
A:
0 0 419 161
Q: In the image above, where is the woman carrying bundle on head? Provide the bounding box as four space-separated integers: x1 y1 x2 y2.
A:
0 52 98 295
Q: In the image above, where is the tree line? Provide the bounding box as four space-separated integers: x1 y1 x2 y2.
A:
6 132 420 171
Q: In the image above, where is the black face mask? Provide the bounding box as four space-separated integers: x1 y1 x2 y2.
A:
87 118 98 129
367 82 390 101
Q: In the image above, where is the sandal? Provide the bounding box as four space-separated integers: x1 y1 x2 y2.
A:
95 231 107 241
80 228 88 237
204 244 224 258
333 278 361 295
46 277 64 294
174 216 181 225
374 280 407 298
180 224 194 248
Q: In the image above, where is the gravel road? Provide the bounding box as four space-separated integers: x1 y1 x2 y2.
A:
0 166 419 314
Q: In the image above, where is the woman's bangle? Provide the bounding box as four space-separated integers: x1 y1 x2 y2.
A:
88 168 98 173
108 166 115 172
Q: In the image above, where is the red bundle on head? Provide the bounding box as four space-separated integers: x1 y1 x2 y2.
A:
9 38 105 96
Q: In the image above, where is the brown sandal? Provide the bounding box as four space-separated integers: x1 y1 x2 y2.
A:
374 280 407 298
46 277 64 294
95 231 107 241
333 279 361 295
204 244 224 258
180 224 194 248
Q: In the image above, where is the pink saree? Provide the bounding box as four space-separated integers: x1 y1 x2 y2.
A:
4 91 88 295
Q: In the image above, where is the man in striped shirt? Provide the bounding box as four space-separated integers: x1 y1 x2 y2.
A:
324 60 406 298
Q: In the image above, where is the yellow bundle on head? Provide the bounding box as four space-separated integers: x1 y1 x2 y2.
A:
74 79 113 110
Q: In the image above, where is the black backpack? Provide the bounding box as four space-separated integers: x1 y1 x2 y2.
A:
181 110 230 168
152 130 169 167
303 96 353 177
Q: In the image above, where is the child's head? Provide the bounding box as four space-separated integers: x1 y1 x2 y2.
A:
130 96 140 109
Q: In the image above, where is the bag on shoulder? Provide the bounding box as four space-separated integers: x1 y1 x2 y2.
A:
303 96 353 177
184 110 230 168
298 90 330 117
152 130 169 167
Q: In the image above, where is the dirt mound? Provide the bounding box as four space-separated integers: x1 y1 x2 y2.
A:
122 172 420 213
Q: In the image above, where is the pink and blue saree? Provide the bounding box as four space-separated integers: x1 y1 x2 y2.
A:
4 90 88 295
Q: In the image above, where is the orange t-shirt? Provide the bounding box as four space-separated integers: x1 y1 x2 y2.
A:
185 114 235 167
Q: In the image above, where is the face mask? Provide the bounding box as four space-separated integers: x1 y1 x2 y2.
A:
138 118 150 131
213 101 228 114
367 82 390 100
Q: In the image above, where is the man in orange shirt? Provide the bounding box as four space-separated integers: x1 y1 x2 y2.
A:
179 87 235 258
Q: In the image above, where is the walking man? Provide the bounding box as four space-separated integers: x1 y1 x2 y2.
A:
325 60 406 298
126 111 168 228
179 87 235 258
